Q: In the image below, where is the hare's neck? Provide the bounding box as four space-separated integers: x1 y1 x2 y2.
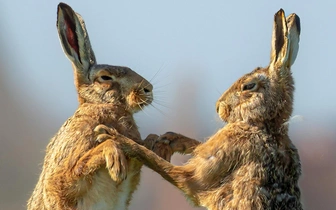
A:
262 118 289 136
234 120 289 141
79 103 141 141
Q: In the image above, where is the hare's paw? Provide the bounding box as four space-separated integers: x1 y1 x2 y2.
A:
158 132 182 143
73 147 106 177
73 140 128 183
94 124 119 143
94 124 119 136
104 144 128 183
94 125 128 182
143 134 159 149
158 132 201 154
144 134 173 162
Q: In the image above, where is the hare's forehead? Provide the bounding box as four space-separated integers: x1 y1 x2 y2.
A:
255 73 267 81
241 70 268 83
90 65 130 77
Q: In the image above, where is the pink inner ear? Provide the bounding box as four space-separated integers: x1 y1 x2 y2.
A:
65 16 80 57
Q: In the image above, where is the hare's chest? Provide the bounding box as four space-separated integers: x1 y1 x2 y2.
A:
78 159 141 210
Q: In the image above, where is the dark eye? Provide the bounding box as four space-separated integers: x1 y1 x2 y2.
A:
100 75 112 81
242 82 256 91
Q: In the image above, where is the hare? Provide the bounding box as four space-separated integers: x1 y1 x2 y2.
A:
94 9 303 210
27 2 183 210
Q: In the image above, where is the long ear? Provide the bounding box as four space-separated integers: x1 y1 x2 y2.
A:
285 13 300 68
57 3 96 84
269 9 289 69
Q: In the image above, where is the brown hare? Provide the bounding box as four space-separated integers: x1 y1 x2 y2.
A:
27 2 183 210
94 9 303 210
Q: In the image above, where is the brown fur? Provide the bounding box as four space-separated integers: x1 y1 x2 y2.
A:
96 9 303 210
27 3 175 210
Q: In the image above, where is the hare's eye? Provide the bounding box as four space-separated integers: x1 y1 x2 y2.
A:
100 76 112 81
242 82 256 91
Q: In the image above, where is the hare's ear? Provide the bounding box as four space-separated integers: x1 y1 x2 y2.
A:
269 9 300 72
57 3 96 84
269 9 289 70
285 13 300 68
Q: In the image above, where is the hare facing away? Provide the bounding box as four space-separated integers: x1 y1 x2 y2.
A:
94 9 303 210
27 2 183 210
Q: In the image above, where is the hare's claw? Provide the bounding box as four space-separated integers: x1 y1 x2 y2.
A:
157 132 180 145
94 124 119 143
143 134 159 150
157 132 200 155
94 124 116 135
94 125 108 135
95 134 113 143
142 133 173 162
143 132 196 161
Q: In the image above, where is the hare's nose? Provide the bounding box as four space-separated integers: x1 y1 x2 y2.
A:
143 83 153 94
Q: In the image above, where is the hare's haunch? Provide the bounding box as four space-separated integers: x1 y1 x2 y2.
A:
98 9 303 210
27 3 177 210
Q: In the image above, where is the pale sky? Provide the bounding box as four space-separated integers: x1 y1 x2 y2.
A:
1 1 336 209
1 0 336 136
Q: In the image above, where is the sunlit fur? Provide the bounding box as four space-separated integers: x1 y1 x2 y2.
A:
217 66 294 133
78 65 153 113
98 9 303 210
27 3 167 210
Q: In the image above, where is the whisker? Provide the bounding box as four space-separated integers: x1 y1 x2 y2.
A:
153 82 174 90
215 86 222 95
152 93 169 99
143 82 153 89
137 102 151 117
153 100 171 109
149 103 167 116
153 96 170 104
137 79 145 90
152 90 169 94
138 97 148 105
137 94 167 116
149 62 167 83
152 97 169 103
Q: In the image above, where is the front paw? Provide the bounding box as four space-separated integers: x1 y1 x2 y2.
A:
94 124 119 143
143 134 159 149
158 132 200 154
91 125 128 182
157 132 182 150
104 144 128 183
143 134 173 162
74 140 128 184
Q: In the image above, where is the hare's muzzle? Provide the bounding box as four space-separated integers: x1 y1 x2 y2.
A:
140 83 154 105
127 80 153 112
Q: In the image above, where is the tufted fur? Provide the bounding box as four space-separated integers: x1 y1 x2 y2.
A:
96 9 303 210
27 3 175 210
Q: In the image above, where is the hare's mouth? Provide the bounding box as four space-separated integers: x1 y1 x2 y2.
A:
127 90 153 112
138 95 153 107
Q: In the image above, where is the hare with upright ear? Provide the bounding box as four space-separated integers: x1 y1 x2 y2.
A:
96 9 303 210
27 2 185 210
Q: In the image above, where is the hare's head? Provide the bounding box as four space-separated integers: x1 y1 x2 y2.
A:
216 9 300 126
56 3 153 113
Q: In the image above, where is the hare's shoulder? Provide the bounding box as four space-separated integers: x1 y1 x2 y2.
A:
49 113 98 147
190 123 275 175
43 113 102 170
194 123 268 155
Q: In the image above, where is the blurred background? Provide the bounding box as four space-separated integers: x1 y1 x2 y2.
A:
1 0 335 209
